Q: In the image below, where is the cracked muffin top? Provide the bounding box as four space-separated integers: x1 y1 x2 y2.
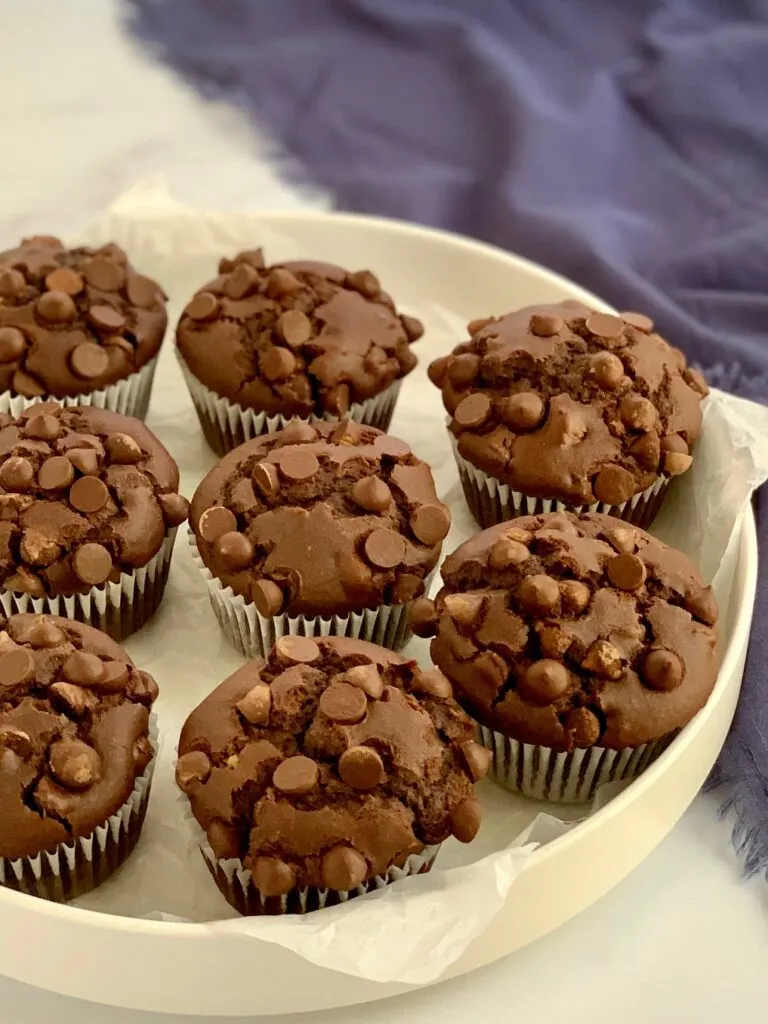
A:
409 511 720 751
190 419 450 618
428 301 708 506
176 635 487 895
0 613 158 861
176 250 423 417
0 236 167 399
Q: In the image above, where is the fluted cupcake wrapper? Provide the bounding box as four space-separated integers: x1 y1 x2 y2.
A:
449 433 670 531
0 528 177 642
177 352 402 457
477 723 675 804
189 530 433 658
0 355 158 421
0 724 156 903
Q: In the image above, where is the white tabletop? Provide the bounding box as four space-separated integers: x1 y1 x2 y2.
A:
2 4 765 1022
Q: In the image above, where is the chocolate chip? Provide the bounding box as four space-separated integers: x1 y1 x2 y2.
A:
0 327 26 363
343 663 384 700
62 650 106 687
685 586 718 626
412 667 453 699
49 681 92 717
70 342 109 379
489 535 530 569
23 412 61 440
175 750 212 791
444 592 484 627
589 351 625 389
134 669 159 703
38 456 75 491
373 434 410 458
410 503 450 546
252 461 280 497
88 304 125 333
261 346 297 382
427 356 449 387
106 433 142 464
72 542 113 586
582 640 624 679
325 384 350 416
198 506 238 543
499 392 545 431
390 573 425 603
20 530 60 566
12 369 45 397
684 368 708 397
99 661 130 693
565 707 601 747
339 745 385 789
458 740 490 782
267 268 302 298
467 316 494 335
277 421 318 446
607 553 647 591
215 531 254 570
629 431 661 471
184 291 219 321
66 447 100 476
278 449 319 481
224 263 260 299
19 619 66 648
273 755 319 795
49 738 101 790
585 312 624 340
350 477 392 513
593 465 636 505
236 683 271 725
408 597 438 638
641 648 684 692
453 392 491 429
449 796 482 843
69 476 110 514
519 660 571 705
252 579 285 617
252 856 296 897
0 268 25 298
321 846 368 890
3 567 44 596
621 311 654 333
37 291 76 323
620 395 657 432
277 309 312 347
663 451 693 476
516 574 560 616
347 269 380 298
401 314 424 342
364 528 406 569
330 418 363 445
319 681 368 724
0 456 35 490
0 725 32 758
158 492 189 527
447 353 480 386
0 648 35 695
84 256 124 291
275 635 320 664
208 820 241 860
660 434 689 455
538 625 572 658
529 313 563 337
127 274 161 308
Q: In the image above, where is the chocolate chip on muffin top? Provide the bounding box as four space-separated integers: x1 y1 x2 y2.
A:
0 404 188 598
190 420 450 618
410 511 720 751
429 301 708 506
0 236 167 399
176 250 423 417
0 613 157 860
176 636 486 894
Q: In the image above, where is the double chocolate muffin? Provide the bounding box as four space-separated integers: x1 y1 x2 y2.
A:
0 403 188 639
176 635 487 915
429 301 708 528
0 613 158 901
176 250 423 454
410 511 720 802
190 419 450 656
0 236 167 418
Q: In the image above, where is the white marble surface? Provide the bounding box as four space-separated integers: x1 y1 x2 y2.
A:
0 3 765 1023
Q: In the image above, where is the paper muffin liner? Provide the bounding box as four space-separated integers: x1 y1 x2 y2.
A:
201 838 441 917
449 433 670 530
177 352 402 456
0 355 158 422
0 723 156 903
0 528 177 642
477 723 676 804
189 530 431 658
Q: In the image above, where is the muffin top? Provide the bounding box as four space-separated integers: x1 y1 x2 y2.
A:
0 236 167 399
177 635 486 894
0 613 158 860
0 404 188 598
410 511 720 751
176 250 423 417
429 301 708 506
190 419 450 618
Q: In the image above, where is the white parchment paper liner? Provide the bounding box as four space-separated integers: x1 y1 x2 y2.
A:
60 181 768 987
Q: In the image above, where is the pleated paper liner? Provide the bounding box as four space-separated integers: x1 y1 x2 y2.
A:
0 355 158 421
477 723 676 804
177 352 402 457
0 528 177 642
189 531 431 658
449 433 670 530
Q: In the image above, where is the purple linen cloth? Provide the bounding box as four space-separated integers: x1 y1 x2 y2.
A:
125 0 768 871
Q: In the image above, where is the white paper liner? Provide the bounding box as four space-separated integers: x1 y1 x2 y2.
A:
477 724 676 804
0 528 177 641
178 351 402 455
449 432 670 529
0 355 158 421
189 529 431 657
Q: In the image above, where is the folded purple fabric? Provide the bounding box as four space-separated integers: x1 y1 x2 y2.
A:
125 0 768 871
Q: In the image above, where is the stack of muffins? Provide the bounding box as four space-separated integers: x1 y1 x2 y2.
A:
0 235 720 917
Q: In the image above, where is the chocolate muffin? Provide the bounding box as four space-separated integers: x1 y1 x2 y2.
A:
176 635 487 915
410 511 720 802
0 403 188 639
176 250 423 455
0 613 158 901
429 301 708 529
0 236 167 419
189 419 450 657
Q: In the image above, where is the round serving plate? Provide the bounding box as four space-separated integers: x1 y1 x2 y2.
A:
0 211 757 1017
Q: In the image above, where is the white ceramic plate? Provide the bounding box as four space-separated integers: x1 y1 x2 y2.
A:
0 212 757 1016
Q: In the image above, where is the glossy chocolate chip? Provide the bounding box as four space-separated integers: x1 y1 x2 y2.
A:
607 553 647 591
175 750 212 791
453 392 491 429
685 586 718 626
70 342 109 379
347 269 380 298
529 313 563 337
278 449 319 481
516 574 560 616
277 309 312 347
621 311 654 333
373 434 411 458
519 660 571 705
565 707 602 747
38 456 75 491
499 391 545 431
449 796 482 842
185 292 219 321
364 528 406 569
343 663 384 700
72 543 113 585
252 857 297 897
590 351 625 389
489 535 530 569
106 433 142 464
275 635 320 664
444 592 484 627
23 412 61 440
642 649 684 691
351 476 392 512
261 346 297 382
593 465 636 505
0 268 25 299
62 651 106 687
458 740 490 782
69 476 110 514
66 447 100 476
38 291 76 323
447 352 480 387
620 395 657 432
0 456 35 491
559 580 591 614
663 451 693 476
582 640 624 680
19 619 66 648
0 648 35 695
198 506 238 543
236 683 271 725
339 746 385 789
410 504 450 546
319 681 368 724
88 305 125 333
84 256 124 291
273 755 319 795
412 667 453 699
252 579 285 617
49 739 101 790
49 681 91 717
158 493 190 527
585 312 624 339
215 531 255 570
0 327 26 363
